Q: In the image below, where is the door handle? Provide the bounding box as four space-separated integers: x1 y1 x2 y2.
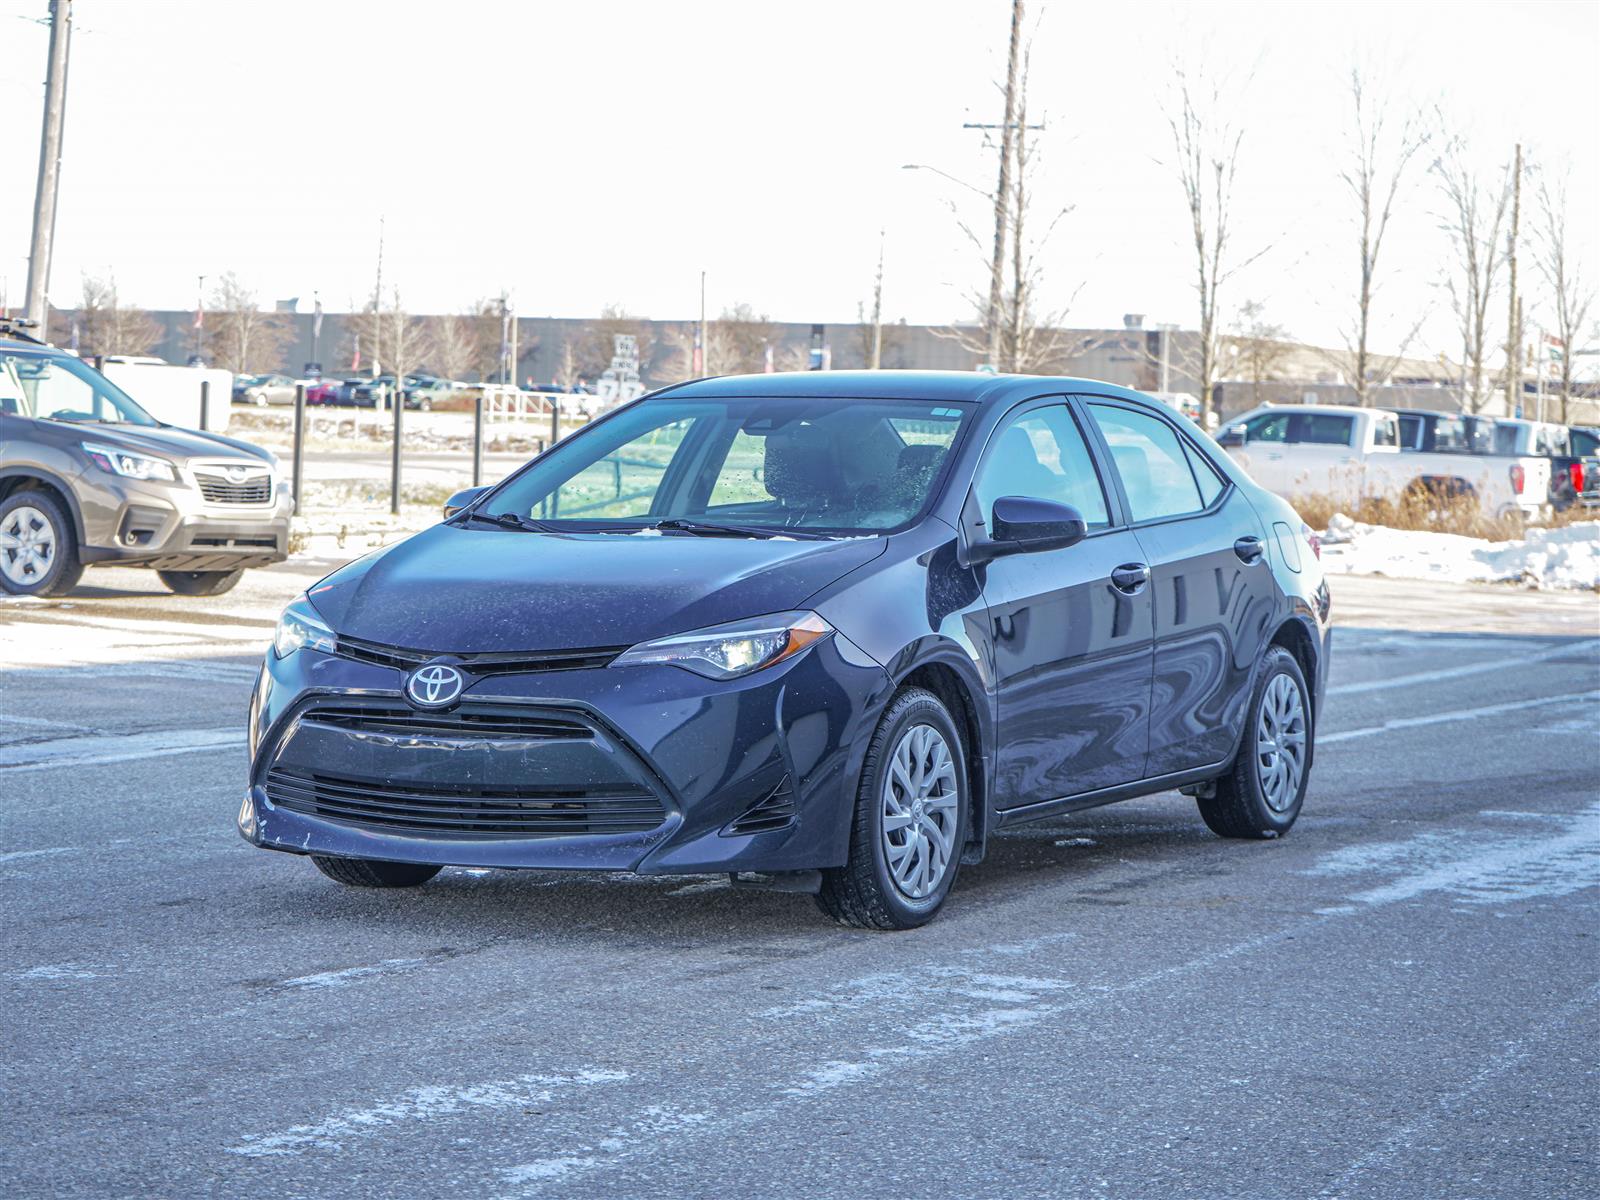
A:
1234 536 1265 564
1110 563 1150 594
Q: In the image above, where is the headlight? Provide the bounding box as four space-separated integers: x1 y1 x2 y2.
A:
272 596 336 659
611 610 833 680
81 441 178 482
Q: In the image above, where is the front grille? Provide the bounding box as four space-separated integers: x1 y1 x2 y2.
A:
195 471 272 504
334 633 624 676
300 703 588 741
265 767 666 837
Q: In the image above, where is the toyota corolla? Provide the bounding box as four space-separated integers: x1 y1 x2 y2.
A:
242 371 1331 928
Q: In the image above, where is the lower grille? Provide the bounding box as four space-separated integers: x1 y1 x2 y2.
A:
265 768 666 837
195 472 272 504
724 777 797 836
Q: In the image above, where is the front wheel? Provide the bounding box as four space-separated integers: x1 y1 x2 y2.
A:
817 687 968 930
310 856 443 888
1198 645 1312 839
157 567 244 596
0 490 83 597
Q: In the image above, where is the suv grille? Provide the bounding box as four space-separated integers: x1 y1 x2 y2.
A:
264 768 666 837
195 470 272 504
334 633 623 676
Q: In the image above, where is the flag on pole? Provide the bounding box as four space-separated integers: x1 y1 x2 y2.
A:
312 298 323 340
692 325 704 376
192 306 203 330
351 337 361 372
763 342 774 373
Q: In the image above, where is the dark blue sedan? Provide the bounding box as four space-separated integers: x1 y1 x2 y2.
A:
243 371 1331 928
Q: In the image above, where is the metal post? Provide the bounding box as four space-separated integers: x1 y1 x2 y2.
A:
389 384 403 515
550 396 560 446
472 391 484 487
24 0 73 328
292 383 306 517
199 379 210 432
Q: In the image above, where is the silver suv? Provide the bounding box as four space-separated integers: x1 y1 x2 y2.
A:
0 326 291 597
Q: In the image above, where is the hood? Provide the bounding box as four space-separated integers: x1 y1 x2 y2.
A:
307 524 887 653
80 423 276 467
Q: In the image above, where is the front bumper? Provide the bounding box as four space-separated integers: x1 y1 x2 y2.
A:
240 633 892 876
78 472 292 570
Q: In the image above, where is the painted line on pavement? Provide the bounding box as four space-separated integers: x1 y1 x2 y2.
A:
1328 641 1590 696
1320 690 1600 744
0 729 244 773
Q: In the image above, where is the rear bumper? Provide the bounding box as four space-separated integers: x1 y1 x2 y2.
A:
240 633 892 876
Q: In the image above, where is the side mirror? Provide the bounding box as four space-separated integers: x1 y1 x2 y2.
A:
977 496 1088 559
443 485 490 518
1216 424 1247 447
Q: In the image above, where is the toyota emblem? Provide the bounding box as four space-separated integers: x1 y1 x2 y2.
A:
405 662 465 708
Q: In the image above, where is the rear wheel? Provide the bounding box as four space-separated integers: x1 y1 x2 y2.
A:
157 567 245 596
0 490 83 597
1198 645 1311 839
817 687 967 930
310 856 442 888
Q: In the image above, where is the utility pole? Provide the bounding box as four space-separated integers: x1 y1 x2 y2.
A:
1504 143 1522 415
371 216 384 381
983 0 1023 371
193 274 204 363
508 297 519 390
25 0 73 329
697 270 707 377
869 230 885 369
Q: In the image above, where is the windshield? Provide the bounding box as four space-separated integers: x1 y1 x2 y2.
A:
478 396 974 536
0 350 159 426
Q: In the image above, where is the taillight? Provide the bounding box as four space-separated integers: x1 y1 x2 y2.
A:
1570 462 1585 493
1301 522 1321 560
1510 464 1525 495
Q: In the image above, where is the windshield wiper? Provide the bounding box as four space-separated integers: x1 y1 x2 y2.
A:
453 510 560 533
651 518 831 540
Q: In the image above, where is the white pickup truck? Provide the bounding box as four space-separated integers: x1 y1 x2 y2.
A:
1217 404 1547 519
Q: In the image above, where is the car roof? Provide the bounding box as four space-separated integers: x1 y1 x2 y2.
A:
1241 403 1373 417
655 369 1153 409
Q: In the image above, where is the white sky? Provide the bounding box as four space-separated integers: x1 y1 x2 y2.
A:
1 0 1595 358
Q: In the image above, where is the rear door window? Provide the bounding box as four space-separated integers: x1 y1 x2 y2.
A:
1087 403 1205 522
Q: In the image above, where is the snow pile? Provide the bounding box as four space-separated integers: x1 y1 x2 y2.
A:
1319 514 1600 590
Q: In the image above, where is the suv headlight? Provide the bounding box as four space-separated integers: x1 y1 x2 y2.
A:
611 610 833 680
272 595 336 659
81 441 178 482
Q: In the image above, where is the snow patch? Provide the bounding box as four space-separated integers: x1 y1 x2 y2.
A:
1319 514 1600 590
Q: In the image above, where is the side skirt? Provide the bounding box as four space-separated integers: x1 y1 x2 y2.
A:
992 763 1229 829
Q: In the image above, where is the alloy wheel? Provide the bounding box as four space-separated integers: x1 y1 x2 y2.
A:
0 506 56 586
881 722 960 900
1255 673 1307 813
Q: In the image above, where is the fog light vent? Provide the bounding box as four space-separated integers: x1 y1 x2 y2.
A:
724 776 797 836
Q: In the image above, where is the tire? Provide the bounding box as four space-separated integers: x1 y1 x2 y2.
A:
310 855 443 888
1198 645 1312 839
816 687 968 930
0 490 84 597
157 567 245 596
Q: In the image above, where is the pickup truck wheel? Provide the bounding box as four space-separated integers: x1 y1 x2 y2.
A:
310 855 443 888
0 490 84 597
157 568 245 596
1198 646 1311 839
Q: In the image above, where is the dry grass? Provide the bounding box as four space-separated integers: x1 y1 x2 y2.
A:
1291 490 1594 541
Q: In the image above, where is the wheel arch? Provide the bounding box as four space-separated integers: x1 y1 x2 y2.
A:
0 469 87 545
895 658 991 865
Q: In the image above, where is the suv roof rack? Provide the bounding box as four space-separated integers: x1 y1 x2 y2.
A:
0 316 49 346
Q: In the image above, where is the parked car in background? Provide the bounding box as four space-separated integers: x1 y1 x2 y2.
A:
1388 408 1472 454
1219 403 1547 519
242 371 1330 928
238 374 298 407
231 373 262 402
1567 427 1600 510
1471 417 1592 512
0 323 290 598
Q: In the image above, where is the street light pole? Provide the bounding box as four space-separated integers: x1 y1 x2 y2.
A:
24 0 73 329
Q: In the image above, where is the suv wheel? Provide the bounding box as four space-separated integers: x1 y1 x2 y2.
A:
157 568 245 596
0 490 84 597
1198 646 1312 838
817 687 968 930
310 856 442 888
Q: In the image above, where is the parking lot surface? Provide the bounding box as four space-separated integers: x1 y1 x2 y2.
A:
2 565 1597 1198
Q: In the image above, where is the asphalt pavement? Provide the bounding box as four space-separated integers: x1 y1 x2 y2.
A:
1 563 1596 1198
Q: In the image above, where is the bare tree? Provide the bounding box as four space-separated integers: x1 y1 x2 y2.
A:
50 274 162 358
206 273 292 374
1162 65 1271 425
382 288 427 391
1225 300 1294 407
1532 172 1595 423
1337 67 1429 404
424 303 500 382
580 304 653 382
864 232 885 369
1431 140 1509 413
